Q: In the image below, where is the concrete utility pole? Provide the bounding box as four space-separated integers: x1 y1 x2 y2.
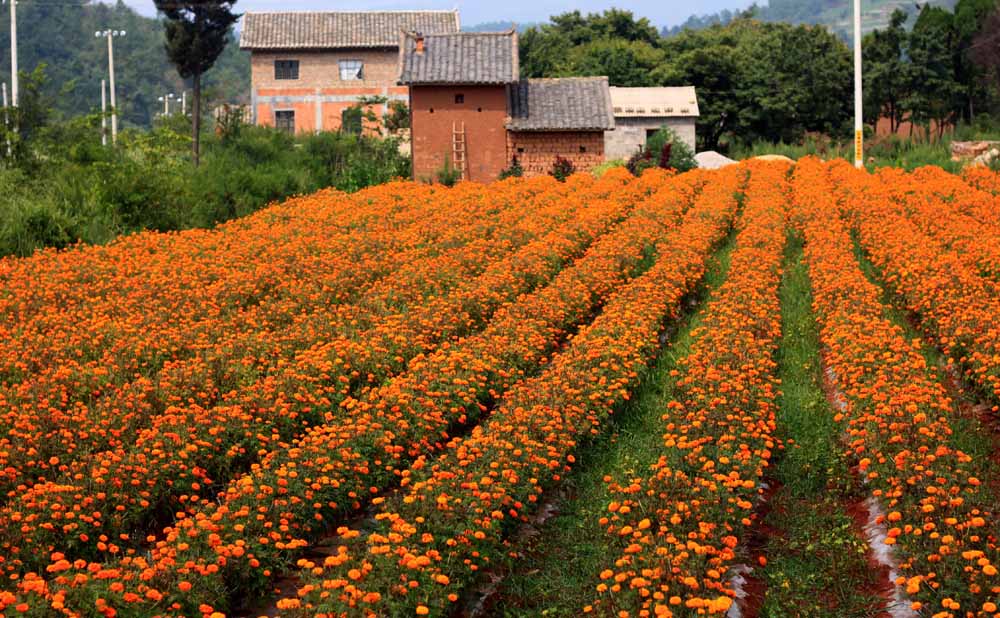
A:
97 29 125 144
9 0 16 108
853 0 863 168
8 0 17 107
101 79 107 146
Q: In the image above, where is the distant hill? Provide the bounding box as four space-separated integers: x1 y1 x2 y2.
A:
664 0 959 40
0 0 249 129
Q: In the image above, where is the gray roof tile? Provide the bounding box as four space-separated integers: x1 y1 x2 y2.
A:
398 31 519 85
240 11 459 50
507 77 615 132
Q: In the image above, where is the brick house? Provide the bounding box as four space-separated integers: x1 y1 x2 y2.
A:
398 30 615 183
604 87 700 160
239 11 459 134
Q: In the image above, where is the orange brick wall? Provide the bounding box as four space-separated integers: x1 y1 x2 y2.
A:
250 48 407 133
410 85 509 183
507 132 606 177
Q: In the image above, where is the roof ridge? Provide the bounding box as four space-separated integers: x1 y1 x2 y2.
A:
403 29 515 36
244 9 459 14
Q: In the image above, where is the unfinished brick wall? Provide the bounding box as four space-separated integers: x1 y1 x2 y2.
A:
506 131 606 177
250 49 408 133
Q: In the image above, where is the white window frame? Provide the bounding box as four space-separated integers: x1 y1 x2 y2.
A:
339 59 364 81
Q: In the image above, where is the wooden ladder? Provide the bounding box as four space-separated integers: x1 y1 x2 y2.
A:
452 121 467 181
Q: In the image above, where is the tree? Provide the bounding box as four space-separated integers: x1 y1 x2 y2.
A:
905 6 960 139
953 0 999 121
569 39 663 86
154 0 239 166
862 9 909 133
970 9 1000 97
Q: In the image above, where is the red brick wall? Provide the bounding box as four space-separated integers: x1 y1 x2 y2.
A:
507 131 606 177
410 85 509 183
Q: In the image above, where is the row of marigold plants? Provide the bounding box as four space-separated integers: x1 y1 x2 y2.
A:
0 179 563 495
277 163 748 617
834 164 1000 425
0 171 648 574
588 160 788 618
0 168 700 616
794 157 1000 618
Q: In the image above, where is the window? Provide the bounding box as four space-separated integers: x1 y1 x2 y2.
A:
274 60 299 80
275 110 295 134
341 107 362 135
454 94 464 104
580 145 587 153
339 59 364 81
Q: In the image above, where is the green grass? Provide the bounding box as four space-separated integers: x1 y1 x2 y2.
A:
728 134 982 173
489 221 738 617
755 232 882 618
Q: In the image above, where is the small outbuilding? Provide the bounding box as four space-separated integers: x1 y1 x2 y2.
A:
506 77 615 177
399 30 615 183
605 86 699 160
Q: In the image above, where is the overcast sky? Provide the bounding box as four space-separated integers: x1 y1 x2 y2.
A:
119 0 758 28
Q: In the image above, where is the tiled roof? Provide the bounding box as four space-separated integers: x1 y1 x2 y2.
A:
507 77 615 132
398 31 519 85
239 11 460 50
609 86 700 117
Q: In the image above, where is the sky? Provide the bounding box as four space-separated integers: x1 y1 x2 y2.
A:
118 0 759 29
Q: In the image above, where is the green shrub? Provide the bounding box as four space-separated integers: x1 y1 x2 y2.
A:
549 155 575 182
436 156 462 187
645 126 696 172
498 156 524 180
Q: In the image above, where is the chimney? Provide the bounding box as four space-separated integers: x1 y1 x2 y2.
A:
414 32 425 54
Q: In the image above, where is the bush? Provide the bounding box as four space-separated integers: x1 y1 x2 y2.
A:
436 156 462 187
645 126 697 172
0 116 413 256
498 156 524 180
549 155 575 182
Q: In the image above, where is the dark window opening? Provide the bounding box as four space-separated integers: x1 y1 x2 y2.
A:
455 94 464 104
645 128 659 140
275 110 295 133
429 108 435 114
517 147 525 154
341 107 362 135
580 145 587 153
274 60 299 80
477 107 483 112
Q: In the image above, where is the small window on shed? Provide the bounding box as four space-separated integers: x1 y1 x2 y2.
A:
274 60 299 80
455 94 465 104
580 145 587 153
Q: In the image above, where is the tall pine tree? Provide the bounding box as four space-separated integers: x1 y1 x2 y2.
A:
154 0 239 165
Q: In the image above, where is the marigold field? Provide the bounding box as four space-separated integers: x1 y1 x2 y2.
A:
1 160 999 618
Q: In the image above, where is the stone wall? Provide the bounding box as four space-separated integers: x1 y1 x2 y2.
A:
507 132 606 177
604 117 697 161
